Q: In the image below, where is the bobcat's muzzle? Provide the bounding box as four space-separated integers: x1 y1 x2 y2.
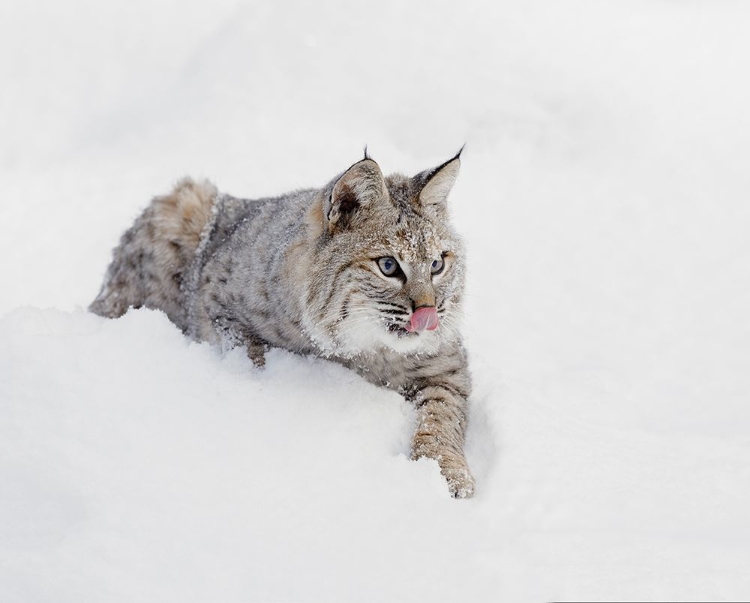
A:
405 306 439 332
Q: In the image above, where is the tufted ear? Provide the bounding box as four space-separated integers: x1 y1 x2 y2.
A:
414 149 462 211
325 159 387 232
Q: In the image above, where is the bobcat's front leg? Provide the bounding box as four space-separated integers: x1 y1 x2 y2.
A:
208 313 268 368
408 376 475 499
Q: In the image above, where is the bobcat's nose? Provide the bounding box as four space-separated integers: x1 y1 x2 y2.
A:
405 306 439 332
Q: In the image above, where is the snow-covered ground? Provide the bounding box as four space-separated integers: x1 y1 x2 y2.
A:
2 1 749 601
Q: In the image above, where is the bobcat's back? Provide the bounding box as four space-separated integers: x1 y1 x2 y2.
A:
89 178 217 331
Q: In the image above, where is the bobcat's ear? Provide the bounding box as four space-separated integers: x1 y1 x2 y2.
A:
414 149 462 210
325 159 387 232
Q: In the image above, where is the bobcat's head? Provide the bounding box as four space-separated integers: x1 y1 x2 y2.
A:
305 151 466 356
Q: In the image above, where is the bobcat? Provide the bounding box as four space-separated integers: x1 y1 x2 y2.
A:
90 151 475 498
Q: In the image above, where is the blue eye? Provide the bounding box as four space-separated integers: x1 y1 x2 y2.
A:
431 257 445 275
378 257 399 277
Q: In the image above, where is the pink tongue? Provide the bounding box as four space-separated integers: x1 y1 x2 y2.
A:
406 306 439 332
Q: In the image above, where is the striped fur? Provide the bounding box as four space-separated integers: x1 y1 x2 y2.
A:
90 154 475 497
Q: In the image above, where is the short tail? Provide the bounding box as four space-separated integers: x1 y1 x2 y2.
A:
89 177 218 331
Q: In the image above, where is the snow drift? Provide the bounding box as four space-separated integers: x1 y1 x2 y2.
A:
2 0 749 601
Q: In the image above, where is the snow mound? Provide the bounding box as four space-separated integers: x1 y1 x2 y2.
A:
2 307 749 601
2 0 750 600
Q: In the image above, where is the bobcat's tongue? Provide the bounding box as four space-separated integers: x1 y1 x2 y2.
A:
405 306 439 333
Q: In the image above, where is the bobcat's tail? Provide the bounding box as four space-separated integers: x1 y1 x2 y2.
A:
89 177 218 331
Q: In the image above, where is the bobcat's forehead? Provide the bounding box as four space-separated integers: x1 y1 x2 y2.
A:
386 222 448 261
348 211 455 264
372 173 458 261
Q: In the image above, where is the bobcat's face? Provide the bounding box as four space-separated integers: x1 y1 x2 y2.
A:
337 208 464 356
306 156 465 357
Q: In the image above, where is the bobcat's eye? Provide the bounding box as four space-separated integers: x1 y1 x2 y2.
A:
377 257 400 277
431 257 445 275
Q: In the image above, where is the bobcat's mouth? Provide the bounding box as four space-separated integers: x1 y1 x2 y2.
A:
383 306 439 338
386 322 417 338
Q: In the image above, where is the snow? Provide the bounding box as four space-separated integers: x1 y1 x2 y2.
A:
2 1 750 601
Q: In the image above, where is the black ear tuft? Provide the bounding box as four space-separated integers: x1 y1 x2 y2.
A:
414 149 463 210
363 145 370 160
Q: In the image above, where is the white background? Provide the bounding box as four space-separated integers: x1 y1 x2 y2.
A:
1 1 749 601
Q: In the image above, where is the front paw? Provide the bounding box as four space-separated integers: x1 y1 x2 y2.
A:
413 446 475 498
442 463 475 499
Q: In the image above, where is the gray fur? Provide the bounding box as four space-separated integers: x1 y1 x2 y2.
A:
90 154 475 497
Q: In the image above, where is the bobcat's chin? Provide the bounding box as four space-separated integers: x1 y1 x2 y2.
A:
339 316 441 356
382 329 440 355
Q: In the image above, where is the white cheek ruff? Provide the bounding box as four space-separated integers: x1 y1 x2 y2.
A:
382 330 438 354
337 312 441 356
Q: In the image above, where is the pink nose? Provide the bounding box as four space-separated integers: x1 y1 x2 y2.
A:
405 306 439 332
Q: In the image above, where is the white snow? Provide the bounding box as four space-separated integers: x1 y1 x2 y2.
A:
2 1 750 601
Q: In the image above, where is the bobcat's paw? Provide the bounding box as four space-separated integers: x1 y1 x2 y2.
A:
411 442 475 498
246 341 269 369
443 464 475 499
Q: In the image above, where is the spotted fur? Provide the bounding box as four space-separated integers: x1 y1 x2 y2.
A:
90 153 475 497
